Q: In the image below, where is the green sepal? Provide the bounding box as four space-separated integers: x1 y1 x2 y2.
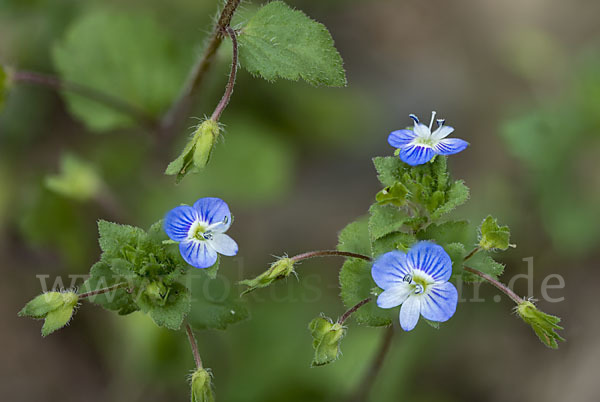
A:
339 259 391 327
517 301 565 349
238 1 346 87
45 154 102 201
18 291 79 337
165 119 220 183
308 316 346 367
239 257 295 296
190 368 215 402
375 182 408 207
479 215 513 251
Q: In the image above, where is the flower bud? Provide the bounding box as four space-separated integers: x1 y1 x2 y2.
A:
190 368 215 402
517 300 564 349
308 316 346 367
165 119 220 183
19 291 79 337
239 257 295 295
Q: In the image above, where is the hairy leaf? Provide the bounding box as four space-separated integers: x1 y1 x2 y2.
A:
238 1 346 87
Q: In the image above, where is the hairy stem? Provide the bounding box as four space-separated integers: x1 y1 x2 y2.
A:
161 0 242 135
210 26 238 122
463 266 523 304
13 71 155 128
78 282 128 299
463 246 480 262
349 326 395 402
185 323 203 369
338 297 372 325
290 250 373 263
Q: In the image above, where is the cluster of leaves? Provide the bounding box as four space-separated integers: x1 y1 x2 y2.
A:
79 220 193 330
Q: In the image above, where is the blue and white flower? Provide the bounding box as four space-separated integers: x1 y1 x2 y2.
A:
371 241 458 331
388 112 468 166
164 197 238 269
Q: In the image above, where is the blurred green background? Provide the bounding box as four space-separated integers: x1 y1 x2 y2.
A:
1 0 598 401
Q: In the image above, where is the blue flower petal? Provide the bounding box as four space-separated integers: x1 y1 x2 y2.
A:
399 144 435 166
193 197 232 229
372 251 412 290
399 296 421 331
388 129 418 148
209 233 238 256
164 205 198 242
407 241 452 282
420 282 458 322
179 240 218 269
433 138 469 155
377 283 412 308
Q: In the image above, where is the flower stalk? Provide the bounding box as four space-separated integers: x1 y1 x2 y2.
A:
210 26 238 122
290 250 372 263
463 266 523 304
185 323 203 369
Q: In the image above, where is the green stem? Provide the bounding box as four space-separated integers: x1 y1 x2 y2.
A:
463 266 523 304
161 0 242 135
185 323 203 369
290 250 372 263
13 70 156 128
78 282 128 299
337 297 372 325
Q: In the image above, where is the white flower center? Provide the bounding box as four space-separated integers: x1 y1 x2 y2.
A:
403 271 434 295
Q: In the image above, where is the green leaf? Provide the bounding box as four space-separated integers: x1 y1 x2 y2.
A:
368 204 408 241
239 257 295 295
138 282 191 330
339 259 391 327
463 252 504 282
308 316 346 367
373 156 403 187
52 10 187 131
431 180 470 220
337 218 372 257
517 301 565 349
188 274 249 330
479 215 512 251
418 220 472 246
45 154 102 201
444 242 467 279
80 261 139 315
371 231 416 258
97 220 147 260
238 1 346 87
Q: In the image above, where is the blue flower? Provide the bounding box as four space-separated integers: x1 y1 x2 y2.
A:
164 197 238 269
371 241 458 331
388 112 468 166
